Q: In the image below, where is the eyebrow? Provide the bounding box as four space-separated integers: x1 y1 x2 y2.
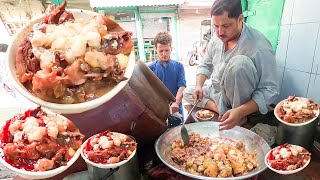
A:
214 23 231 27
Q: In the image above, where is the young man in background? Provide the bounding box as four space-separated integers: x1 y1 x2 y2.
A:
149 32 186 118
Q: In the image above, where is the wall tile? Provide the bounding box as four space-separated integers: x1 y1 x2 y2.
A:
275 67 285 103
281 0 295 25
307 74 320 104
279 68 311 101
312 60 320 74
286 23 319 72
311 27 320 74
292 0 320 24
276 25 290 68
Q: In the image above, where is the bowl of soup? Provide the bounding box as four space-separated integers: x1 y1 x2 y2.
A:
0 106 84 179
5 2 136 114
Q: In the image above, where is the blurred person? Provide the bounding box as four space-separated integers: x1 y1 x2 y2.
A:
149 32 186 118
183 0 278 130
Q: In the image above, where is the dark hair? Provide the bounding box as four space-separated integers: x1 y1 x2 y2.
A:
154 32 172 47
211 0 242 19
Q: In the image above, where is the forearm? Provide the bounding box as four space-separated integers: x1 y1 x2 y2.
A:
196 74 208 88
175 86 185 104
237 99 259 118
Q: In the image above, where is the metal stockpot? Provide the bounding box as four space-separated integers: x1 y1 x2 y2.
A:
276 118 320 150
86 152 139 180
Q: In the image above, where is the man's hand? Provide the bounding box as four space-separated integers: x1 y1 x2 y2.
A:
218 108 244 130
170 102 180 113
192 86 204 104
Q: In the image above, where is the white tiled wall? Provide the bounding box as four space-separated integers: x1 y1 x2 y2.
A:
291 0 320 24
281 0 294 25
276 67 285 95
285 23 319 72
280 69 311 100
277 0 320 104
308 74 320 103
276 25 290 68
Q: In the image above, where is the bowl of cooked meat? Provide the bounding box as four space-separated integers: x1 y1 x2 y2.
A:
81 130 137 169
274 96 319 126
0 106 84 179
265 143 311 175
5 1 136 114
195 109 215 121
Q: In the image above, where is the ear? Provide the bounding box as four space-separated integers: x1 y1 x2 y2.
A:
238 14 244 23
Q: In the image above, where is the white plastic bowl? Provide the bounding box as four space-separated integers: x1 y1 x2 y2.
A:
274 97 319 127
265 144 311 175
5 9 136 114
0 108 82 179
0 148 80 179
81 132 136 169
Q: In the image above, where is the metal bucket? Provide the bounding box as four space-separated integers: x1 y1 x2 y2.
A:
275 118 320 150
86 152 139 180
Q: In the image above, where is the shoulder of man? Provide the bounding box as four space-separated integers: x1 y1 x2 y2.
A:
245 24 271 43
170 59 185 67
148 60 159 67
243 24 274 52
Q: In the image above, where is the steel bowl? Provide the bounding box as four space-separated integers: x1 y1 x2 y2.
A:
274 97 319 127
155 121 271 180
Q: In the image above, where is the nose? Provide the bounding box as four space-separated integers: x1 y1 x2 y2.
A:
218 27 224 36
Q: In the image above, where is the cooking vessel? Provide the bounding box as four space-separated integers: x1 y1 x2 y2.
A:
155 121 271 180
82 135 139 180
274 98 320 150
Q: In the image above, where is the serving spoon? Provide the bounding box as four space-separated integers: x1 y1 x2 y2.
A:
181 99 199 146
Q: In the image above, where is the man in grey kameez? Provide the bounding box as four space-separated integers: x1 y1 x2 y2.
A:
184 0 279 130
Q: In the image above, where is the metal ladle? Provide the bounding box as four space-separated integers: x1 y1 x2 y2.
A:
181 99 199 146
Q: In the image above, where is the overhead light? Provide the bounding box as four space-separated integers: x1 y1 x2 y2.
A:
196 9 199 14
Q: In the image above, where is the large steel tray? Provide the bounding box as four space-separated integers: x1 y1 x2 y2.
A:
155 121 271 180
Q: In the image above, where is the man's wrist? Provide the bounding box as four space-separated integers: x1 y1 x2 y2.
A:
235 106 246 119
173 101 180 105
195 84 202 90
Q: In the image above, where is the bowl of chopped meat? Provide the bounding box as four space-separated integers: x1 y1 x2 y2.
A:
0 106 84 179
5 1 136 114
265 143 311 175
274 96 319 126
81 130 137 169
195 109 215 121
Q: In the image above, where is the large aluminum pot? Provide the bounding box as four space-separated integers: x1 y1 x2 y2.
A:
86 152 139 180
274 98 320 150
155 122 271 180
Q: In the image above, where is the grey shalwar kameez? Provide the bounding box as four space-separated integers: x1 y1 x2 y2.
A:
184 23 279 120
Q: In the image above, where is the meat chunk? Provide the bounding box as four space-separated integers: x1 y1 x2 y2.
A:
32 69 66 98
84 52 116 71
64 60 87 85
171 147 186 164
